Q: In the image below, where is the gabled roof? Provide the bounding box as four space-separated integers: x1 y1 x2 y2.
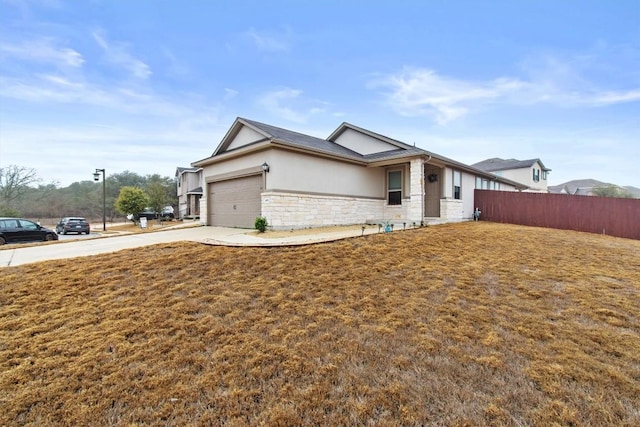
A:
192 117 529 190
175 166 201 176
472 158 551 172
328 122 416 151
240 118 364 160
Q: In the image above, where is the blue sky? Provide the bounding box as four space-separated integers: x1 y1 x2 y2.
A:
1 0 639 187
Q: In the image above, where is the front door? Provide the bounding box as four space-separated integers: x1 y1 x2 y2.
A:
424 166 441 217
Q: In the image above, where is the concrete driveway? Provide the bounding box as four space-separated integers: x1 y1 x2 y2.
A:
0 225 378 267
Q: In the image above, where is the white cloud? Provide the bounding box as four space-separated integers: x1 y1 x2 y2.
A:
0 72 202 120
0 38 84 67
587 90 640 106
162 48 191 78
224 88 239 100
256 88 327 124
92 30 151 79
371 68 525 124
244 27 291 53
372 58 640 124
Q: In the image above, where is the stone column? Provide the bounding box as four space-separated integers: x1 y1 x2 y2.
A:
408 158 424 222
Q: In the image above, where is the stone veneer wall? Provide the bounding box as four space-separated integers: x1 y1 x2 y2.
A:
261 192 386 229
408 158 424 221
440 198 464 221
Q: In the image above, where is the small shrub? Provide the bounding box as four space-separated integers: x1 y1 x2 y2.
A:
255 216 268 233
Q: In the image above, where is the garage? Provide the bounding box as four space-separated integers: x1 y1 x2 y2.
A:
208 174 263 228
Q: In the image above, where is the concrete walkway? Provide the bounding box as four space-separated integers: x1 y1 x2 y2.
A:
0 224 385 268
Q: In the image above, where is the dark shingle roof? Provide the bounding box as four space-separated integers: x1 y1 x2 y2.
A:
193 118 528 190
241 118 365 160
472 157 550 172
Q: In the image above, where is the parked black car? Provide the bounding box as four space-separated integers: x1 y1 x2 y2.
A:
56 217 91 235
0 217 58 245
137 206 175 220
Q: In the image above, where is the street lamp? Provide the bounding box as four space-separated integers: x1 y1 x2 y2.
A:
93 168 106 231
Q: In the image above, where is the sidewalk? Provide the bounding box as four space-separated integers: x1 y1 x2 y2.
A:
200 224 382 246
0 224 397 267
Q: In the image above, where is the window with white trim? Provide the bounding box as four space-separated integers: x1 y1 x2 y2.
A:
453 170 461 200
387 170 402 205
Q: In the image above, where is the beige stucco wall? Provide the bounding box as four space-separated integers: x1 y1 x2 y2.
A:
227 126 264 151
332 128 400 155
499 162 548 192
439 167 485 220
266 149 384 197
198 148 397 227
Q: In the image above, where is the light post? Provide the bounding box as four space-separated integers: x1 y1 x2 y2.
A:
93 168 106 231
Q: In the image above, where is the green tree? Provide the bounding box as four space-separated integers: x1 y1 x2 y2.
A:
115 187 149 221
146 176 168 216
592 185 632 198
111 170 146 189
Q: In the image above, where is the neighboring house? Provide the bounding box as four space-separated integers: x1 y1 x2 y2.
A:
190 118 528 229
175 167 203 219
548 179 640 198
471 158 551 192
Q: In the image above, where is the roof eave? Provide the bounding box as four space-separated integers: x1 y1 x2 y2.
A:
327 122 416 151
210 117 274 157
270 140 368 165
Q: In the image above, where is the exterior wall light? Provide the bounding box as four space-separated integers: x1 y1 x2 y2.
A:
261 162 270 173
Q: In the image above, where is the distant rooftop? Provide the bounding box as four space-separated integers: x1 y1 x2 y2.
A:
472 157 551 172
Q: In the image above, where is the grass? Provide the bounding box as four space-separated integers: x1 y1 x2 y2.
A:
1 222 638 426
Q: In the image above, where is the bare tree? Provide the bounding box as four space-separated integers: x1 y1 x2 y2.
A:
0 165 41 212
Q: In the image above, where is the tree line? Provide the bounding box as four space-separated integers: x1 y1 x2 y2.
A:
0 165 178 223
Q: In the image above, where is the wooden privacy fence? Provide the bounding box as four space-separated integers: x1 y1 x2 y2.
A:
474 190 640 240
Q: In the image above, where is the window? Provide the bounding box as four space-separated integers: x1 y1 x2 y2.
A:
476 177 482 189
19 220 38 230
489 181 495 190
0 219 18 229
542 170 548 180
453 170 461 199
482 179 488 190
387 170 402 205
533 168 540 182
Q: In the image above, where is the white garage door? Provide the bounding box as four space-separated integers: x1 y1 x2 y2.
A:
208 174 263 228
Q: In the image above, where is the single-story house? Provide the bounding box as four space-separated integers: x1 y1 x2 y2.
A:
190 117 528 229
175 167 203 219
471 158 551 192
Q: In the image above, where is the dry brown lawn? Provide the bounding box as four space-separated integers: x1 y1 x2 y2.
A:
1 222 639 426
